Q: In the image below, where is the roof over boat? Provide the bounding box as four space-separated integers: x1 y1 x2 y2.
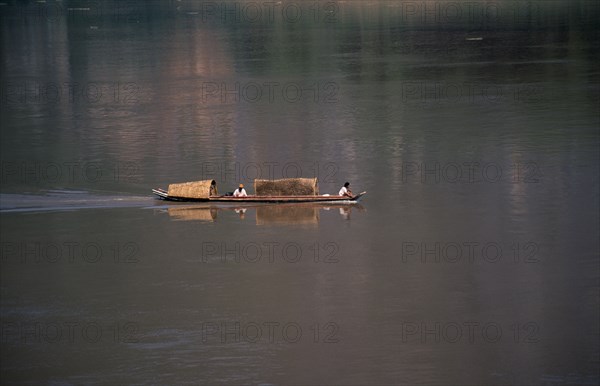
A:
254 178 319 196
167 179 216 199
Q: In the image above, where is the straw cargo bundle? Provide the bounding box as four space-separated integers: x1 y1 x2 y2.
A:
254 178 319 196
167 180 216 199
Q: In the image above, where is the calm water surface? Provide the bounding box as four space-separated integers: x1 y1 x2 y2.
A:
1 1 599 384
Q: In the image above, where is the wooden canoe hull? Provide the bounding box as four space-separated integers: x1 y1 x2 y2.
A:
152 188 366 203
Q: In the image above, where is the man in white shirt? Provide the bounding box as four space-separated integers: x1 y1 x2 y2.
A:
233 183 248 197
339 182 352 197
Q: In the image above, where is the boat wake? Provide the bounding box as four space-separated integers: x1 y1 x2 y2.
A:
0 190 156 213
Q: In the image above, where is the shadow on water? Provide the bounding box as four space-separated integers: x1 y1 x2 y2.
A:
163 202 366 224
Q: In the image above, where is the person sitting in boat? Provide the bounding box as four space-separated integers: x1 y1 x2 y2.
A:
209 180 218 196
233 183 248 197
339 182 353 197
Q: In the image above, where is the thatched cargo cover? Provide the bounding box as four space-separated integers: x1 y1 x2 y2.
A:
167 180 216 199
254 178 319 196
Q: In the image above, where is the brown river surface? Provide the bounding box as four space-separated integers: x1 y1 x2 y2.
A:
1 1 599 384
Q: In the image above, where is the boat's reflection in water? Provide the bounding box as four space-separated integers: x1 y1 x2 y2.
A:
165 203 365 224
167 207 219 222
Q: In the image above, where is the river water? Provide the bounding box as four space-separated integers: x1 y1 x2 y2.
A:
1 1 599 384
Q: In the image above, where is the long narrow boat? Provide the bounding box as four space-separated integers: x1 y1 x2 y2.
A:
152 178 366 203
152 187 366 203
